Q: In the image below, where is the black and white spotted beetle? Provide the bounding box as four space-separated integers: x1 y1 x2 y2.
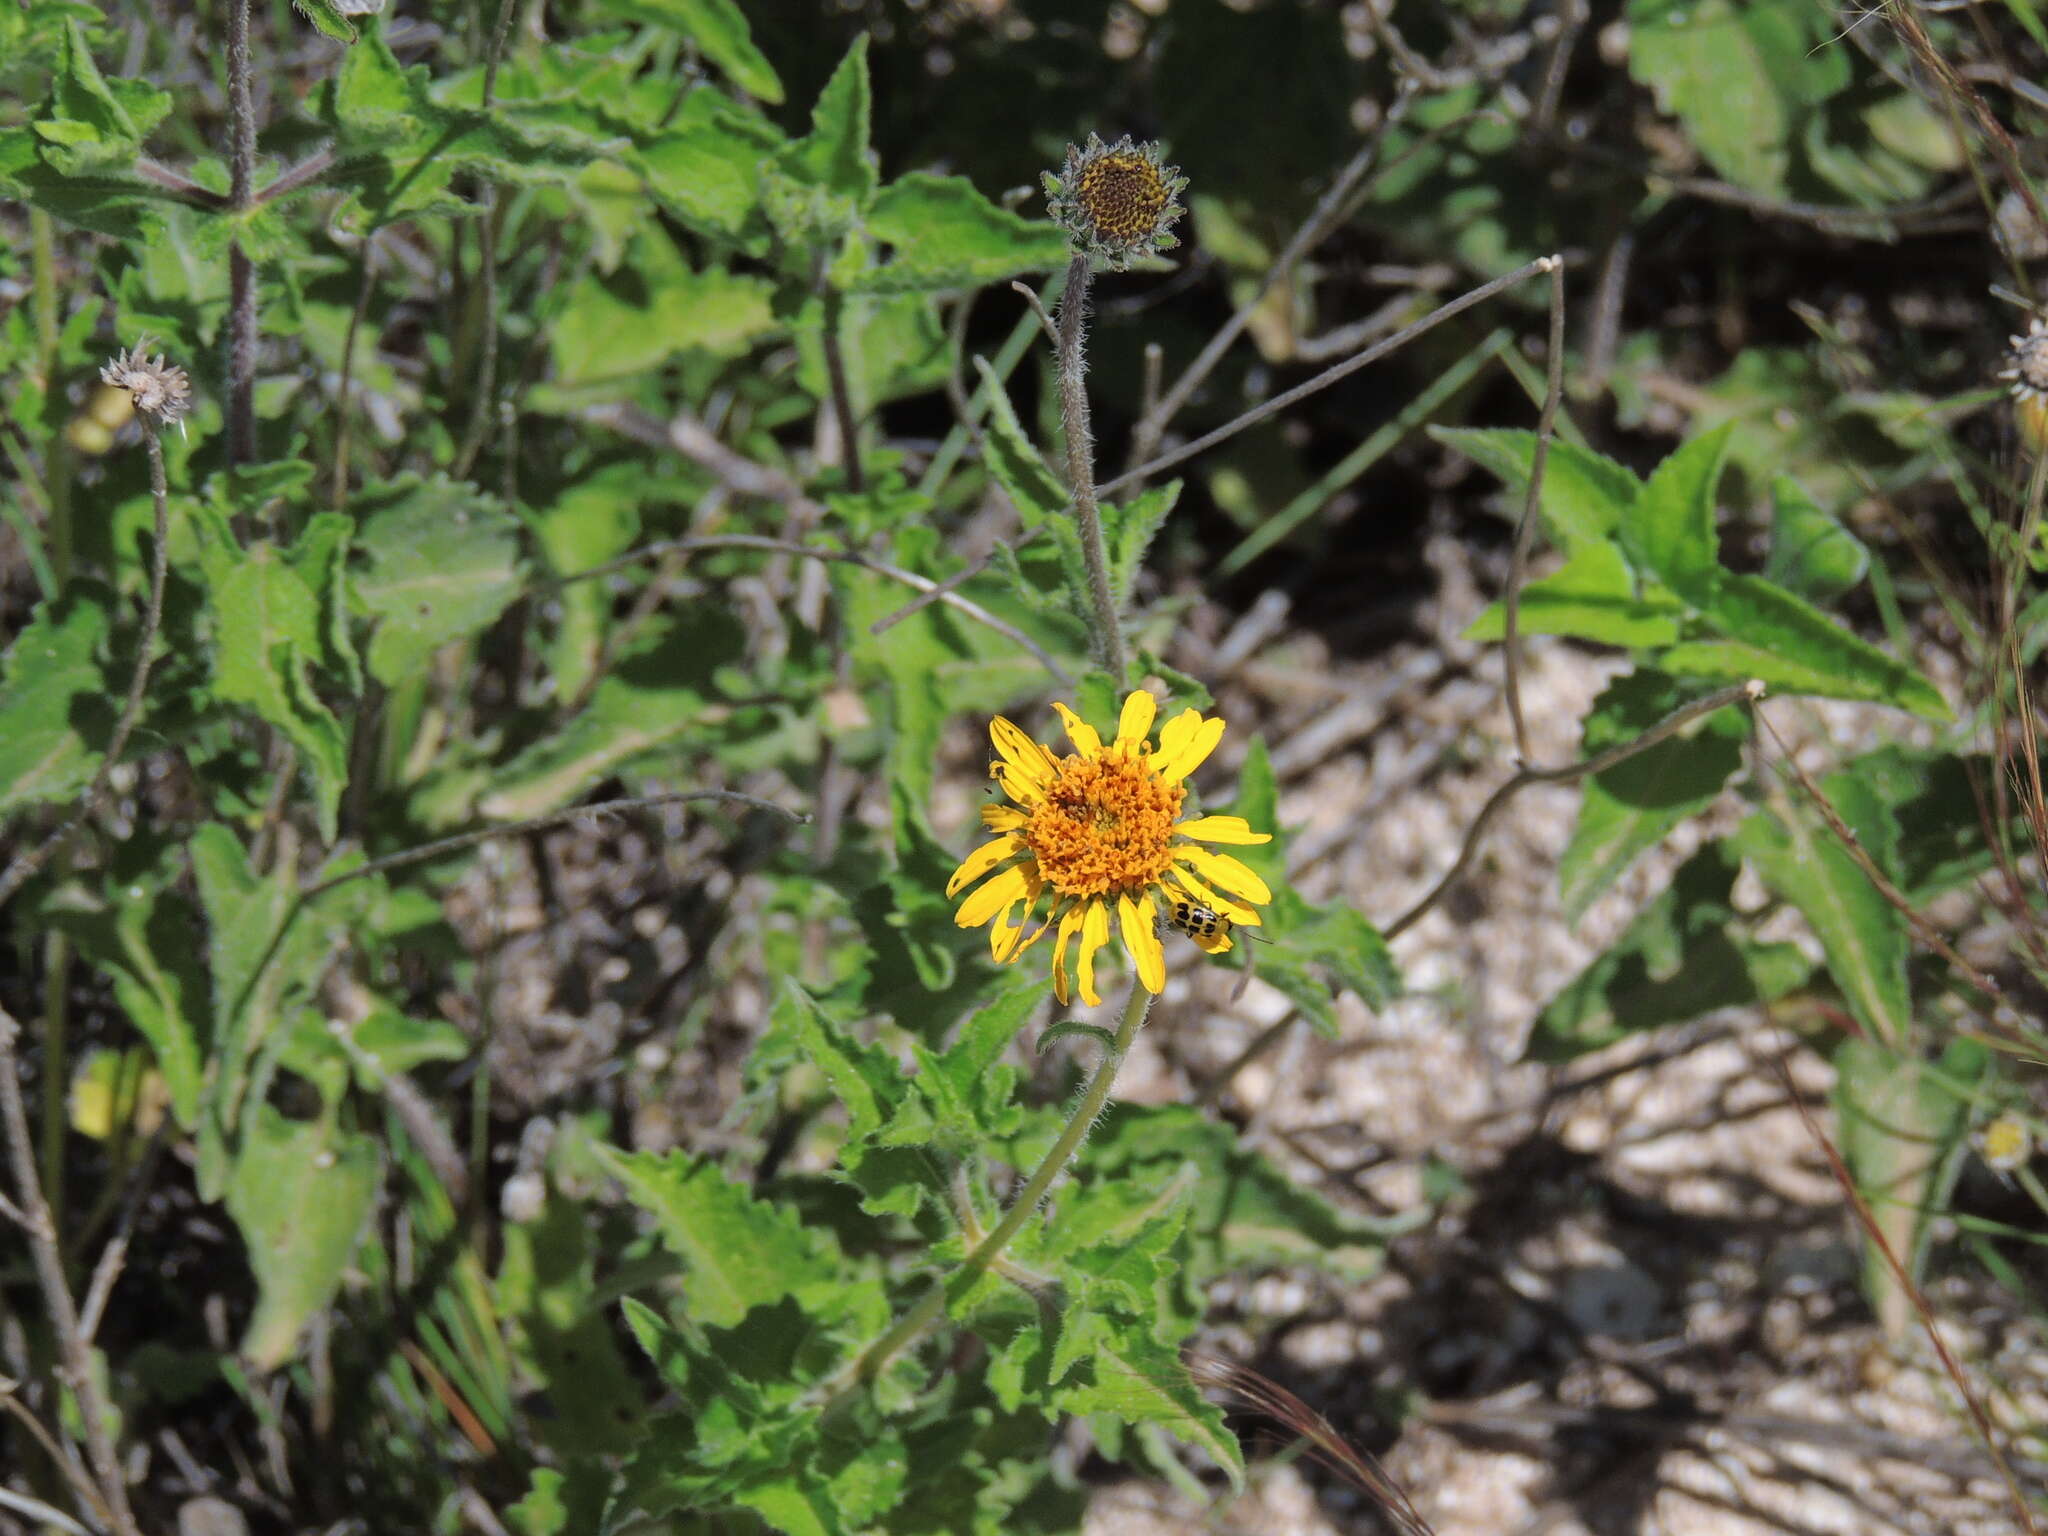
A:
1163 898 1270 947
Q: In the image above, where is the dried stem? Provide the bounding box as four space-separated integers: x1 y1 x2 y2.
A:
1055 253 1126 677
301 788 806 900
0 424 175 909
1501 255 1567 764
452 0 520 479
225 0 258 467
820 282 864 493
0 1003 142 1536
1385 681 1761 940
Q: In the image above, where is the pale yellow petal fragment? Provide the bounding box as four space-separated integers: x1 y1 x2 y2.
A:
1158 715 1226 784
991 898 1026 961
1174 814 1271 845
946 834 1023 898
1120 891 1166 994
1076 898 1110 1007
956 864 1031 927
1053 903 1086 1006
1148 708 1200 773
1174 844 1273 904
1116 689 1157 752
1051 701 1102 756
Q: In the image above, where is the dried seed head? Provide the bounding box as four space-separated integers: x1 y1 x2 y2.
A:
99 339 192 428
1042 133 1187 271
1999 315 2048 403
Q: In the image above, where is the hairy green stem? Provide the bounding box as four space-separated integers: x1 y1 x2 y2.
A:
452 0 520 479
225 0 258 467
850 976 1154 1390
1054 253 1126 678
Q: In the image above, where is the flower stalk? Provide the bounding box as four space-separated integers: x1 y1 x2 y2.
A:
1054 252 1124 677
849 975 1154 1389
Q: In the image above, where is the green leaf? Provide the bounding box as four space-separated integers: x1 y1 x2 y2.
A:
498 1200 642 1458
971 357 1066 524
1764 475 1868 602
40 854 209 1128
770 982 902 1161
1627 0 1844 195
1626 422 1730 603
1087 1105 1403 1280
597 1147 835 1329
34 20 172 174
598 0 783 102
1670 576 1950 718
0 583 112 813
1102 483 1179 608
189 824 310 1132
285 510 364 696
227 1104 380 1370
290 0 359 43
765 34 875 242
351 474 524 687
1835 1034 1979 1336
475 610 745 820
630 90 783 244
1052 1332 1244 1489
1557 670 1748 921
1526 844 1809 1062
1428 426 1642 551
193 510 349 841
1730 770 1912 1046
854 173 1070 294
1463 540 1684 648
550 243 777 387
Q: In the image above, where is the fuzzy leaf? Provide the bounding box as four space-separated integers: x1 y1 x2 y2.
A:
1464 540 1684 648
598 1148 834 1328
351 475 524 687
1730 769 1912 1046
1764 474 1868 602
1558 670 1748 921
598 0 783 101
854 173 1070 294
228 1104 380 1370
1429 426 1642 552
0 584 112 813
1527 844 1810 1062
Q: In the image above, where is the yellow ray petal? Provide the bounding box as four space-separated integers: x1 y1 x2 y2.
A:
991 897 1027 961
1174 814 1271 845
1149 708 1200 773
956 863 1033 927
1192 926 1234 954
1051 701 1102 756
1174 844 1272 905
990 716 1056 786
946 834 1024 898
993 764 1047 805
1116 689 1157 752
1013 897 1063 960
1119 891 1166 994
1157 715 1226 784
981 804 1028 832
1076 898 1110 1007
1166 865 1260 926
1053 903 1086 1006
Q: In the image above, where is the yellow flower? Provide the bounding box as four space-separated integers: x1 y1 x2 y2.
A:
948 690 1272 1006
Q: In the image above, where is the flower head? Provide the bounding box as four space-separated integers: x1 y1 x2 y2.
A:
1976 1112 2032 1174
1042 134 1187 271
2000 316 2048 403
950 690 1272 1006
2000 316 2048 454
99 340 191 428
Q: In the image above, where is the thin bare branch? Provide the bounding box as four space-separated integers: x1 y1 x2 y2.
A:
0 1003 141 1536
1386 682 1762 940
